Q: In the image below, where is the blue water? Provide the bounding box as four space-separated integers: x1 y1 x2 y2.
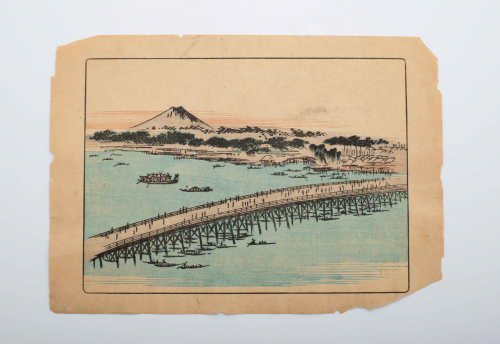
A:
84 150 408 288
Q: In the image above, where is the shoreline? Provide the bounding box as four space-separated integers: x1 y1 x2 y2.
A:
85 139 407 174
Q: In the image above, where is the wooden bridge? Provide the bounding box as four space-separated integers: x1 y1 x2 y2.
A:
85 177 408 267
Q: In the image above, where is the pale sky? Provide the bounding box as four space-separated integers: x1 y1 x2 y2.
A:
86 58 406 140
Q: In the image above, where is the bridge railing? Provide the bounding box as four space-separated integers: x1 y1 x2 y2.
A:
92 176 406 238
102 184 407 252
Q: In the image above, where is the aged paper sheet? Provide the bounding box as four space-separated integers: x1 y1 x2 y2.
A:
50 35 443 313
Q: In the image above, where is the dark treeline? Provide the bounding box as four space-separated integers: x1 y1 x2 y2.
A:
323 135 389 147
143 124 328 138
90 130 308 155
204 136 308 154
309 144 341 164
290 128 326 138
216 126 289 137
217 126 326 138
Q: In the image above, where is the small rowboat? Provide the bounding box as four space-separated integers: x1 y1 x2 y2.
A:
247 239 276 247
154 261 179 267
289 175 308 179
177 262 209 269
180 249 205 256
180 186 213 192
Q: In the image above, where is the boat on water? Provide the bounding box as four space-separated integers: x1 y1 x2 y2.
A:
180 249 205 256
330 176 346 180
215 243 231 248
114 162 129 167
89 154 99 158
154 260 179 267
271 172 287 176
247 239 276 247
289 174 308 179
212 164 225 169
103 158 113 161
247 166 263 170
177 262 209 269
138 173 179 185
285 169 302 172
180 186 213 192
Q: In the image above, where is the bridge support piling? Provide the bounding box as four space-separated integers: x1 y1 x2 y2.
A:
163 235 169 257
147 242 152 262
180 234 186 252
198 228 203 250
284 209 290 229
249 215 254 234
230 225 236 245
256 214 262 235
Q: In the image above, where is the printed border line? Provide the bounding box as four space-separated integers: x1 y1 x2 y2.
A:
83 57 409 295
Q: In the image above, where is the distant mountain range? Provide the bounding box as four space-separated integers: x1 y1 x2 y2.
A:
131 106 211 129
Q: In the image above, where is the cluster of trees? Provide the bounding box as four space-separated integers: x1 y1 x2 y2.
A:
91 130 154 144
204 136 308 154
309 144 342 164
205 137 266 155
215 126 327 138
138 124 329 139
323 135 389 147
178 125 215 134
215 126 290 137
90 130 308 155
290 128 326 138
267 137 309 150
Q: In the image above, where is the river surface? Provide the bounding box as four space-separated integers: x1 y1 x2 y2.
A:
84 150 408 288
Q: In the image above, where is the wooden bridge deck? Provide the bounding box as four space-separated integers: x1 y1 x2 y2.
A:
84 177 407 262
